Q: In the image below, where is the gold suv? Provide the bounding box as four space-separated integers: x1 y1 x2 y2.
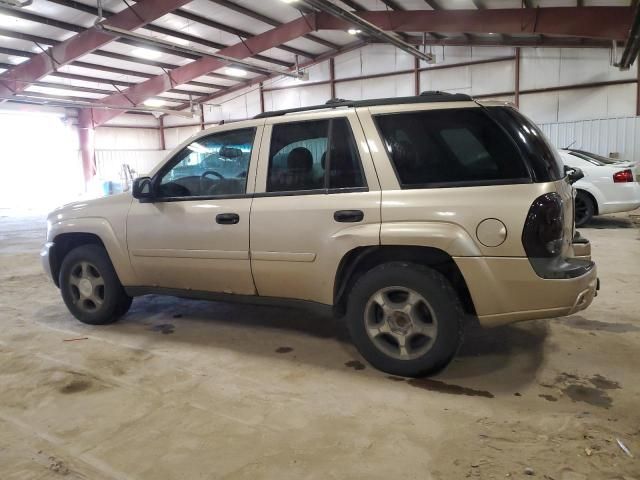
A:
42 92 598 377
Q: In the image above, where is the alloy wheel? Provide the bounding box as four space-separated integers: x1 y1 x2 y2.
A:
364 286 438 360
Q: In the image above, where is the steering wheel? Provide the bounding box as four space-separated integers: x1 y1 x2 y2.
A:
200 170 224 193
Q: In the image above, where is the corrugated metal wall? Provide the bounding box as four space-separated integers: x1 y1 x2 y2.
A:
540 116 640 162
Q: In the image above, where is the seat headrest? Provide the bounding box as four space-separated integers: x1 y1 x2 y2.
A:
287 147 313 172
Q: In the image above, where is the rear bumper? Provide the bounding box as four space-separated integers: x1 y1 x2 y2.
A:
454 253 598 328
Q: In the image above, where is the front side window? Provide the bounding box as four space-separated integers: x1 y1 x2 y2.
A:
375 108 530 188
267 118 365 192
157 128 256 198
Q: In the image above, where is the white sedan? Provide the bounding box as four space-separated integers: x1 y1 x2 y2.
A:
559 149 640 226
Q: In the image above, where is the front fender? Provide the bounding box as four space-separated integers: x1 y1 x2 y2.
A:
49 217 137 286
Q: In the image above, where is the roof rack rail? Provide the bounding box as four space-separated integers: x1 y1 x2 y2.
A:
253 91 473 119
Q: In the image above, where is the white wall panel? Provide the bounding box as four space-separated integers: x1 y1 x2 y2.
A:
164 125 200 150
299 83 331 106
520 92 560 124
335 48 362 79
361 74 413 99
558 48 636 86
95 150 167 180
558 83 635 122
471 60 514 95
95 127 159 150
520 48 561 90
103 113 159 127
335 79 363 101
420 65 471 93
540 116 640 162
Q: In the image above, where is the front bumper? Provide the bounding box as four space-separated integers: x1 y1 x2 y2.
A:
41 242 55 284
454 250 598 328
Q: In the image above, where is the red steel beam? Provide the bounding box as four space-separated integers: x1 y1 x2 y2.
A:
315 7 631 41
0 0 191 98
84 16 316 127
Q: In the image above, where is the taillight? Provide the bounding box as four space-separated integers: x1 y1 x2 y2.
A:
613 169 634 183
522 193 565 258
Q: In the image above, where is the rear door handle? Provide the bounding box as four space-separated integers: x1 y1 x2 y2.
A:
216 213 240 225
334 210 364 223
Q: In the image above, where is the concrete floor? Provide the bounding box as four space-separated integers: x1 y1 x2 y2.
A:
1 212 639 480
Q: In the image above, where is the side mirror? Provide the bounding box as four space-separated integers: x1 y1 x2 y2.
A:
565 165 584 185
132 177 154 201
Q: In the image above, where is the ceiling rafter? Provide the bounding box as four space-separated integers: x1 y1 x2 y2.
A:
206 0 338 50
81 16 316 127
5 3 304 67
170 7 315 59
314 8 630 40
0 27 236 85
0 0 192 98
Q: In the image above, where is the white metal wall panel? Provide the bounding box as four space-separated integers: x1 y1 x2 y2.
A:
95 127 160 150
164 125 200 150
470 60 514 95
520 48 561 90
520 92 560 124
540 116 640 162
95 150 167 180
420 65 471 93
558 48 636 86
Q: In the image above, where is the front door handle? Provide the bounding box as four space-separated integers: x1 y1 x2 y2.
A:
216 213 240 225
334 210 364 223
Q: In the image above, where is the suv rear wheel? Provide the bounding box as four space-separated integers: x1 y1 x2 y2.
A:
59 244 132 325
346 262 464 377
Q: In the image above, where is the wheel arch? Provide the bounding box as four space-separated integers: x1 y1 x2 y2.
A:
575 188 600 215
49 232 106 287
333 245 476 317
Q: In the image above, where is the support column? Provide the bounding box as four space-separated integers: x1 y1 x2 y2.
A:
329 58 336 99
637 58 640 116
414 57 420 96
514 47 521 108
78 109 96 186
259 82 265 113
159 115 166 150
199 104 205 130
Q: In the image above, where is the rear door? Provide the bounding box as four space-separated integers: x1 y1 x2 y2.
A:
249 110 381 305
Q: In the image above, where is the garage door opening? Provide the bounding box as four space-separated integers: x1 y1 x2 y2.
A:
0 110 83 212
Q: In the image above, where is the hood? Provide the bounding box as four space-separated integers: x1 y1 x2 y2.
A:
47 192 133 224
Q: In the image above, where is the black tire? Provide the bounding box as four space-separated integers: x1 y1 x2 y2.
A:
575 191 595 227
59 244 132 325
345 262 464 377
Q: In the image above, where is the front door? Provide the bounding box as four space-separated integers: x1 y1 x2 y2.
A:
250 111 381 305
127 124 262 295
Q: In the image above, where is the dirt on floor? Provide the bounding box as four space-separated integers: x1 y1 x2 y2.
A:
0 210 639 480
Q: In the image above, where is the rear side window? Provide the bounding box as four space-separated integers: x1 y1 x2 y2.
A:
267 118 366 192
487 107 564 182
375 108 530 188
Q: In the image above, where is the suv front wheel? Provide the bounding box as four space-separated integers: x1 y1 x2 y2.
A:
59 244 132 325
346 262 464 377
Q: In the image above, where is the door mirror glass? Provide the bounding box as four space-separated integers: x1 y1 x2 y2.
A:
132 176 153 200
564 165 584 184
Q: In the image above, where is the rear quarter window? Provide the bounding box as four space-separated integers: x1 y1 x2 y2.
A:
486 107 564 182
374 108 531 188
